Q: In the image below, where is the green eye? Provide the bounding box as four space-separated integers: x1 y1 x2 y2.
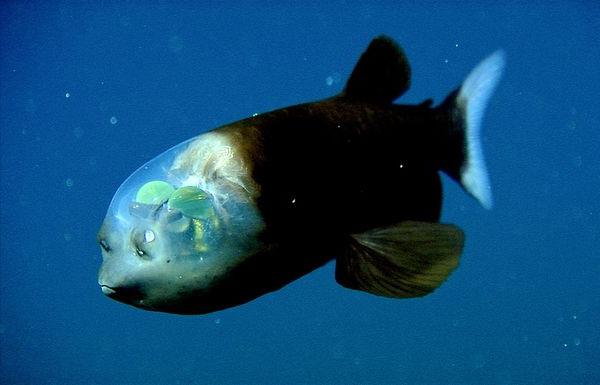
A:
135 180 175 205
168 186 214 219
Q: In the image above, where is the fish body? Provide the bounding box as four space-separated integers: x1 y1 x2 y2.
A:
98 36 504 314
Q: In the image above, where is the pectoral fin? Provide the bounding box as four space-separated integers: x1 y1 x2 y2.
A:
335 221 464 298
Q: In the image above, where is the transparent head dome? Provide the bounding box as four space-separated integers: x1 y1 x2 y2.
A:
100 130 265 291
108 137 196 226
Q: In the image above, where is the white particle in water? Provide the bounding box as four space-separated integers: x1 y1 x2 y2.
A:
65 92 70 98
325 72 341 86
110 116 118 125
65 178 74 187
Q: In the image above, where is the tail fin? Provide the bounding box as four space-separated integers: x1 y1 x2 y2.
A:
440 51 505 209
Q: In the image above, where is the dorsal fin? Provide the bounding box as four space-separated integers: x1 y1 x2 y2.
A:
342 36 411 104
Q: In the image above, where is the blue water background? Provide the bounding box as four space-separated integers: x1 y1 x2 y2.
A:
1 2 598 384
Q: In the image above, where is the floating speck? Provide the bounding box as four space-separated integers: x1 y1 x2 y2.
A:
110 116 118 125
325 72 341 87
65 92 70 98
444 59 449 64
215 318 221 325
573 338 581 346
455 43 459 48
168 35 184 53
119 15 131 27
65 178 74 187
25 98 36 113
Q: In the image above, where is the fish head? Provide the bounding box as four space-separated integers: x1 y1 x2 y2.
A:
97 131 265 314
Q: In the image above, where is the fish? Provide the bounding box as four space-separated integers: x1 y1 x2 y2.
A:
97 36 505 315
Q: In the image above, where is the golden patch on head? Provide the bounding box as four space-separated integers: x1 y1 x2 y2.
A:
170 130 261 205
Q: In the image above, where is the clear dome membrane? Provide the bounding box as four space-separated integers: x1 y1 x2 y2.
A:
104 132 265 267
107 137 198 226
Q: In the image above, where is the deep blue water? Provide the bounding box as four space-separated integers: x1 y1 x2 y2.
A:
1 2 599 384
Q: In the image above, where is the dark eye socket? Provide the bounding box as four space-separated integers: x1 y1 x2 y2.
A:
130 229 154 260
99 238 111 253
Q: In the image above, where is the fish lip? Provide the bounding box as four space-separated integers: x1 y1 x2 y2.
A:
99 283 145 304
100 285 116 296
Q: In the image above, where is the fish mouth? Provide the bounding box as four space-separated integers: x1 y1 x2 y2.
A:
100 285 116 295
100 284 144 304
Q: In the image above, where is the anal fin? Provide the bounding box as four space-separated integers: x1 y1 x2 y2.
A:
335 221 464 298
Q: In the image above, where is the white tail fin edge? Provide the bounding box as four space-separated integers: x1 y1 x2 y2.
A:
457 50 505 209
